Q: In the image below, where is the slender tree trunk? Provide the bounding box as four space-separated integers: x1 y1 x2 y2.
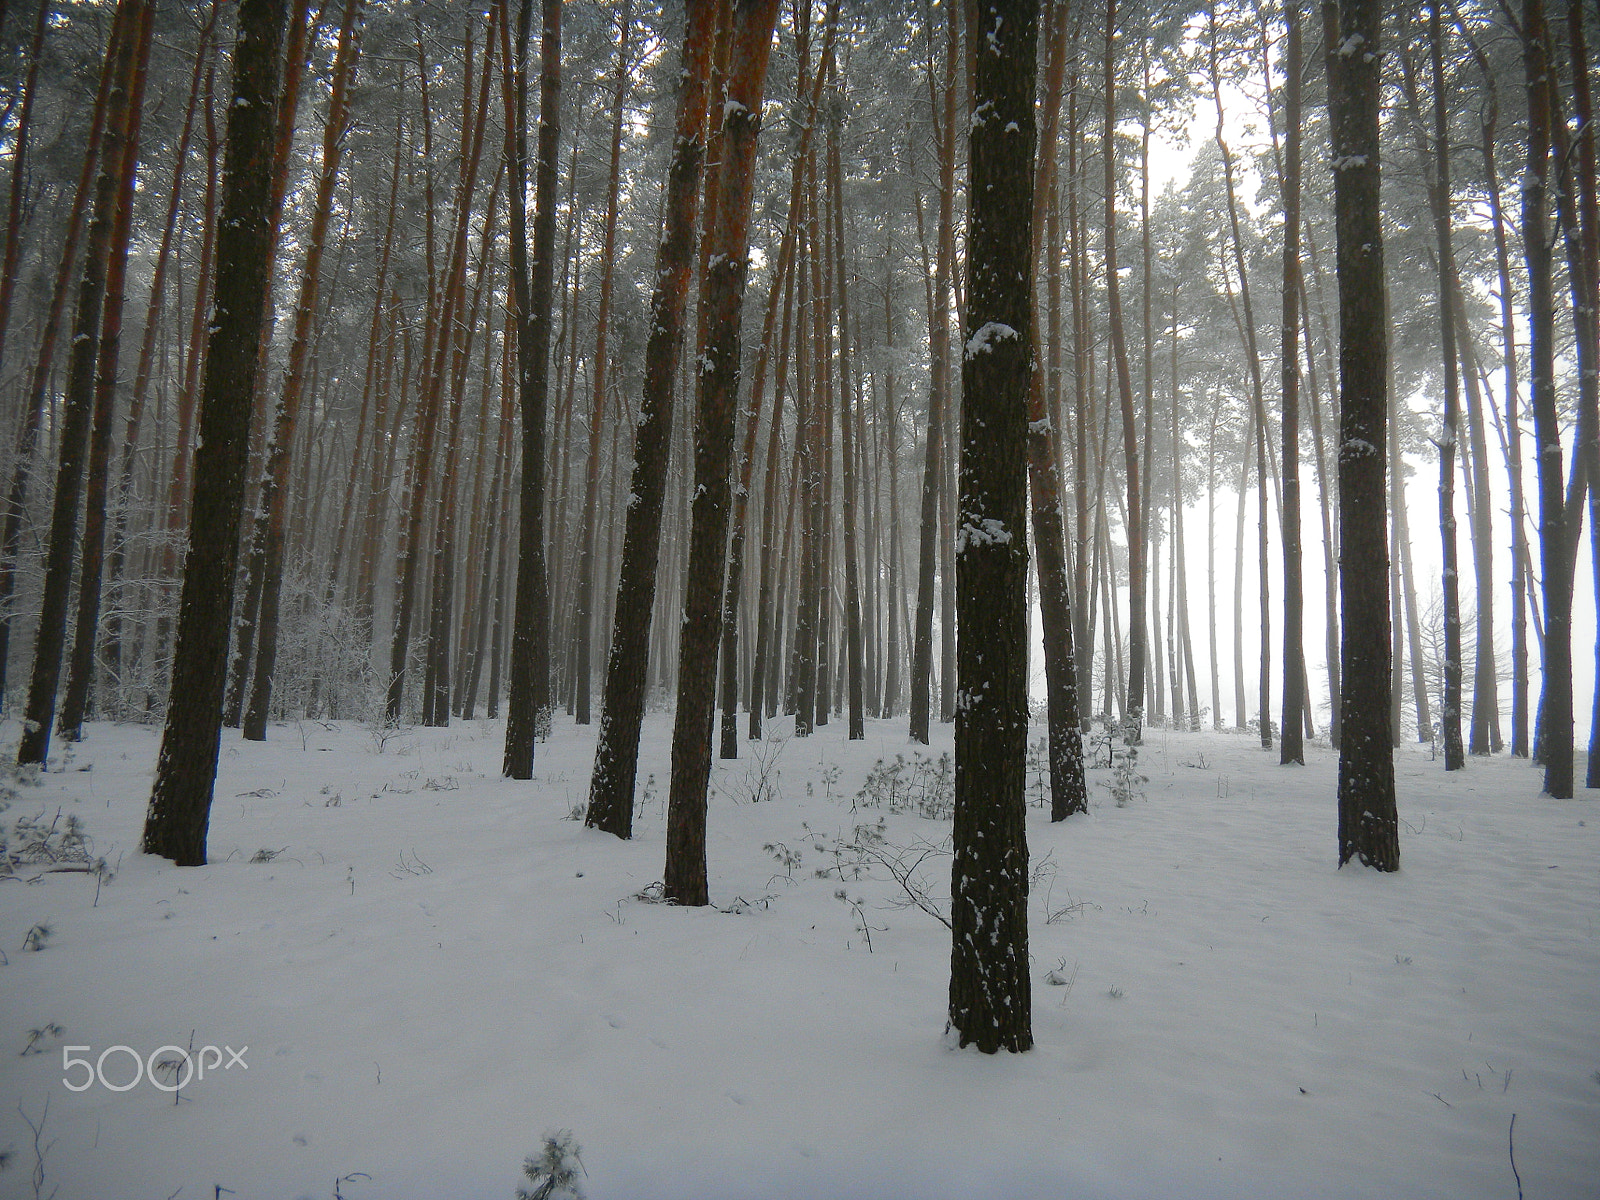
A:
503 0 560 777
1328 0 1399 869
1423 6 1464 768
101 3 219 708
1029 0 1086 819
17 0 146 766
1105 0 1143 730
241 0 365 740
910 0 957 745
56 1 155 740
1566 0 1600 788
573 2 633 728
828 66 865 741
1280 0 1305 765
1523 0 1572 795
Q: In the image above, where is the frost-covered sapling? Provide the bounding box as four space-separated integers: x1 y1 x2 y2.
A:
2 809 92 878
763 841 802 882
731 731 786 805
834 890 884 952
1101 747 1147 807
516 1131 585 1200
851 753 953 819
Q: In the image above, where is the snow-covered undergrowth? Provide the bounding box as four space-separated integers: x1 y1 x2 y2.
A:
0 714 1593 1199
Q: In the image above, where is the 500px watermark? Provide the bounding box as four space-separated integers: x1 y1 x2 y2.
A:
62 1044 248 1092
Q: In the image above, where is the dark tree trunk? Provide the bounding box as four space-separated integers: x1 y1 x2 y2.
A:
948 0 1036 1056
1523 0 1572 796
0 4 129 710
142 0 290 864
57 1 155 741
17 0 145 767
585 0 716 839
1425 3 1464 770
1029 0 1086 820
1280 0 1305 766
663 0 782 906
1566 0 1600 788
1328 0 1399 869
503 0 559 778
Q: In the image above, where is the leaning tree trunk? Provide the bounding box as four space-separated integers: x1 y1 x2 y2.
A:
584 0 717 839
142 0 290 865
1329 0 1399 869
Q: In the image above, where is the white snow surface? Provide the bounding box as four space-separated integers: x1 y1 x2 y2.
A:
0 715 1595 1199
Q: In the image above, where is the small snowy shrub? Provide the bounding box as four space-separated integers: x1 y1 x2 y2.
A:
516 1131 585 1200
2 809 94 878
1025 736 1050 807
851 752 953 820
1101 747 1147 807
727 731 786 805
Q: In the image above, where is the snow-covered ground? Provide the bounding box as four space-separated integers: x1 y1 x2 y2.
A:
0 712 1594 1199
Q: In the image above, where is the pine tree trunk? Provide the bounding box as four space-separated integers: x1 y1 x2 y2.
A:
572 3 633 728
1328 0 1399 869
1565 0 1600 788
240 0 365 740
1105 0 1143 729
1029 0 1086 820
909 2 957 745
1279 0 1305 765
142 0 291 865
17 0 146 767
101 4 219 709
0 0 52 703
585 0 717 839
1425 6 1464 769
663 0 782 906
948 0 1036 1056
503 0 560 778
55 1 154 740
1523 0 1572 794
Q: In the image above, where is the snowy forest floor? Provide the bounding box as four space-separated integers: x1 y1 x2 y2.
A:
0 711 1594 1200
